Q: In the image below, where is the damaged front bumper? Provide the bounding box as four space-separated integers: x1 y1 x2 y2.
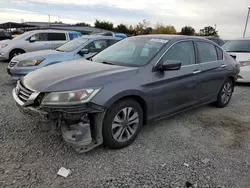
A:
13 88 106 153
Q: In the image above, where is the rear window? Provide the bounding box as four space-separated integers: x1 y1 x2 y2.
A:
48 33 66 41
222 40 250 52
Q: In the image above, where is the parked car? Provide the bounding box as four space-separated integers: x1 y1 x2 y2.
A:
13 35 239 152
0 30 81 60
222 38 250 83
93 32 127 39
0 30 12 41
205 36 225 46
7 36 120 81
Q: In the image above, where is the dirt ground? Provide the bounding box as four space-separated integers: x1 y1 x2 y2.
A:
1 61 250 188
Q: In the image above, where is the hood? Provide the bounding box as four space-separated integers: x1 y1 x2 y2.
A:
0 39 11 44
227 52 250 62
12 50 65 61
22 59 138 92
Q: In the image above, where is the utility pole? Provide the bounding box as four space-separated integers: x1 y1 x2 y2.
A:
48 14 51 27
243 7 250 38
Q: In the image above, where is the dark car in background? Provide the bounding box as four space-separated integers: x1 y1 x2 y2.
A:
12 35 239 152
205 36 225 46
0 30 12 41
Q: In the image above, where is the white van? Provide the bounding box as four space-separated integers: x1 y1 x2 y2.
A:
0 29 81 60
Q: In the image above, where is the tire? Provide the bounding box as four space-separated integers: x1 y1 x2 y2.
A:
9 49 25 60
102 99 143 149
215 79 234 108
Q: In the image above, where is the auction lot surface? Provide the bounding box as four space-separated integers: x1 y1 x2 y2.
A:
1 61 250 188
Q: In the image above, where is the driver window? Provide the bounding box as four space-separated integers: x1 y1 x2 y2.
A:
84 40 108 53
31 33 48 41
162 41 195 66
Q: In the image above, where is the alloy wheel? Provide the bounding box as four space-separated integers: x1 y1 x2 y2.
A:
221 81 232 104
111 107 139 142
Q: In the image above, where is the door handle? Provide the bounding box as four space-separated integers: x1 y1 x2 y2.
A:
221 64 227 68
193 70 201 74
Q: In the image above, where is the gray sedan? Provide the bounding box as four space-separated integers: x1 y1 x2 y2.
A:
12 35 240 152
7 36 120 80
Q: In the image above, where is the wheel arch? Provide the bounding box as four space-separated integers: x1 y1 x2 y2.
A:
105 93 149 125
9 48 26 59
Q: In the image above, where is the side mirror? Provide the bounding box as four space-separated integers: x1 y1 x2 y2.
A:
230 54 236 60
158 60 181 71
29 36 36 43
79 49 89 56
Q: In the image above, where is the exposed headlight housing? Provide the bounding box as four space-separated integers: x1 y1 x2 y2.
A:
18 58 45 67
0 44 8 48
41 88 101 106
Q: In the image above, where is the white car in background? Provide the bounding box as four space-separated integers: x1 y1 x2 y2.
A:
222 38 250 83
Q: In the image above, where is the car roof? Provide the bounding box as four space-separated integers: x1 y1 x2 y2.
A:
79 35 121 40
134 34 219 42
25 29 80 33
227 38 250 41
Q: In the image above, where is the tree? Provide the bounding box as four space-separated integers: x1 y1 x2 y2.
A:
94 20 114 30
180 26 195 35
199 26 218 36
115 24 129 34
75 22 90 26
152 23 176 34
135 19 150 34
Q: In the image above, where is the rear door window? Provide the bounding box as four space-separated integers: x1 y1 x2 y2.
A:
197 42 218 63
162 41 196 66
48 33 66 41
69 33 80 40
33 33 48 41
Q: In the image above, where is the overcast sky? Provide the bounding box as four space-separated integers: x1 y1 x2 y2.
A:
0 0 250 39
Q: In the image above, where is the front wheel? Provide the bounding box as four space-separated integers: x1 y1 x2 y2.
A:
9 49 25 60
102 99 143 149
215 79 234 108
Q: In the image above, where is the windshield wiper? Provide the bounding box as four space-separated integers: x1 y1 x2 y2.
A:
102 61 114 65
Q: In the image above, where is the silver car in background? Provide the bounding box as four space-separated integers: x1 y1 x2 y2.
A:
7 36 120 80
0 29 81 60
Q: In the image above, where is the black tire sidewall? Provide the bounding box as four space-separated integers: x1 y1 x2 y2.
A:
9 49 24 60
102 99 143 149
216 79 233 107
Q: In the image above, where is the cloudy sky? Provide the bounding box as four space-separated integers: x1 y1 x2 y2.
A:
0 0 250 39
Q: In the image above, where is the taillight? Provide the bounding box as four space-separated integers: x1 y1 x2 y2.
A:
240 61 250 67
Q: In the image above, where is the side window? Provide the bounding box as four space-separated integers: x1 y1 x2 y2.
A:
162 41 195 66
108 39 119 46
216 47 223 60
84 40 108 53
33 33 48 41
48 33 66 41
197 42 217 63
69 33 79 40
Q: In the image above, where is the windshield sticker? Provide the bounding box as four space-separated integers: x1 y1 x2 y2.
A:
150 39 168 43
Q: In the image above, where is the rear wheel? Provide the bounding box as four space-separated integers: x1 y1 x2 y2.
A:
9 49 25 60
215 79 234 108
102 99 143 149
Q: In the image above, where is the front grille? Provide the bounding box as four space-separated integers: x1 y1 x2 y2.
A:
9 61 18 67
16 82 33 103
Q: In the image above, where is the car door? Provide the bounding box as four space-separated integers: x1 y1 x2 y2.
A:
25 32 51 52
80 39 109 59
195 41 226 103
49 32 67 49
151 40 202 118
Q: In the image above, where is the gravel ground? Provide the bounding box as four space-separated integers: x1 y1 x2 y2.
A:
1 61 250 188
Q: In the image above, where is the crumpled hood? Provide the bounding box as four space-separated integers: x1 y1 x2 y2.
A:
12 50 64 61
22 59 138 92
227 52 250 62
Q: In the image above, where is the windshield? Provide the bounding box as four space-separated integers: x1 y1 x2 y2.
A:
222 40 250 52
92 37 168 67
56 38 89 52
12 31 33 40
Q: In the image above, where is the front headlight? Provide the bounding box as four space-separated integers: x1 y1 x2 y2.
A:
18 58 45 67
41 88 101 105
0 44 8 48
